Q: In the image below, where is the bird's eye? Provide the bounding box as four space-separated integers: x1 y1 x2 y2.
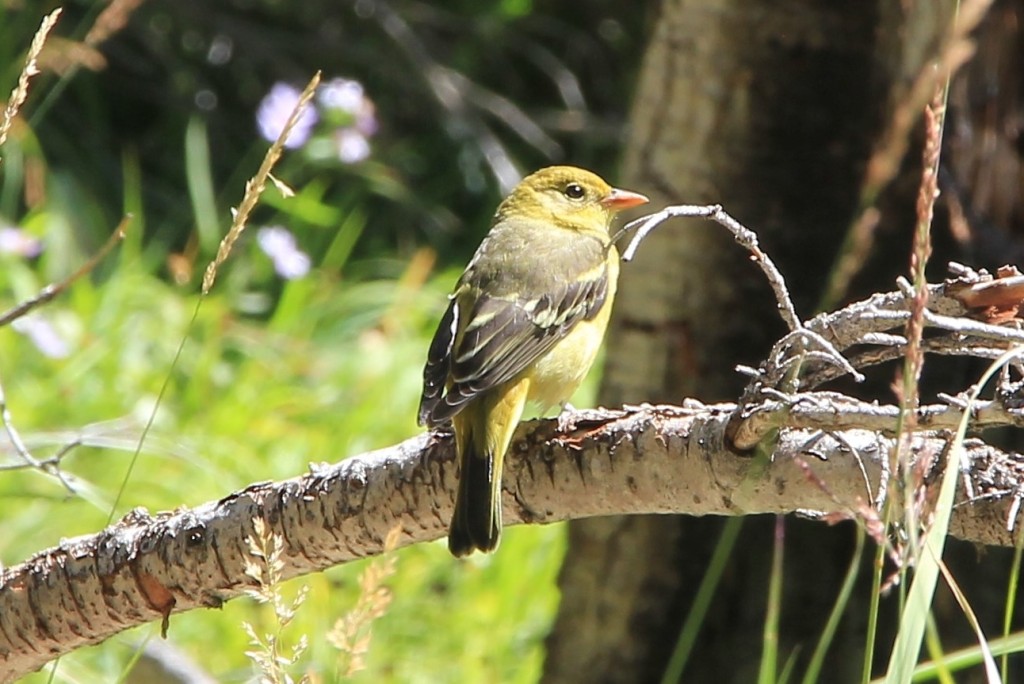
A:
563 183 586 200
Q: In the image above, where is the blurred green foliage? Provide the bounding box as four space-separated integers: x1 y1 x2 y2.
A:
1 0 647 680
7 0 649 273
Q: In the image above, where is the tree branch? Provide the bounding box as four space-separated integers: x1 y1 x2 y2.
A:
5 264 1024 679
2 400 1023 679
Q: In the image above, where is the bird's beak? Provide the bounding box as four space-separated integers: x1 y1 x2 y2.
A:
601 188 649 211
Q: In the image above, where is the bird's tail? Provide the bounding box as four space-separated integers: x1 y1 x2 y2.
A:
448 440 501 557
447 379 529 557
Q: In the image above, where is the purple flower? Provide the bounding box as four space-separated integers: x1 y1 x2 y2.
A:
320 77 378 144
256 83 318 149
12 316 69 358
0 227 43 258
319 78 365 114
355 108 378 138
335 129 371 164
257 226 310 280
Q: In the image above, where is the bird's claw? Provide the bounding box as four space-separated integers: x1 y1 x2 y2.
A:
556 402 577 433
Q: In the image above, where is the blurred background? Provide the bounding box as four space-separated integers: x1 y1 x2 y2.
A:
8 0 1024 682
0 0 651 681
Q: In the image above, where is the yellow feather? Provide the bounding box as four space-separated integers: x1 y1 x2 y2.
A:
526 249 619 409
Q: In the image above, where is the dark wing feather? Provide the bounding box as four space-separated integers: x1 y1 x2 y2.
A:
417 298 458 426
419 268 608 427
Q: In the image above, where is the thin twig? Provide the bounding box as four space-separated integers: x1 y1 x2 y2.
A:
0 438 82 474
0 368 77 492
619 204 802 332
0 216 130 327
773 329 865 383
802 336 1011 389
731 393 1024 451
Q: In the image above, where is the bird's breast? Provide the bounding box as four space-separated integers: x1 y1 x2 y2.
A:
524 254 619 410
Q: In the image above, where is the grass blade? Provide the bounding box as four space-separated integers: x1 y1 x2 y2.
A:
883 348 1021 684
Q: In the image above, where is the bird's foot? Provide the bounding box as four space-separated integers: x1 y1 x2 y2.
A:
556 402 577 433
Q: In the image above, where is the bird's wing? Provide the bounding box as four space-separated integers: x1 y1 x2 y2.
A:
417 265 609 427
418 297 458 426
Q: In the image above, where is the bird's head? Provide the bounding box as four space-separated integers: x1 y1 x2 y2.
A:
496 166 648 236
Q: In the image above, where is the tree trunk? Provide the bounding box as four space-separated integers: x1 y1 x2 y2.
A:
544 1 1020 682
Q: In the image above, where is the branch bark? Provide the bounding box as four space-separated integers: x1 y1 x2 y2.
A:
2 398 1024 680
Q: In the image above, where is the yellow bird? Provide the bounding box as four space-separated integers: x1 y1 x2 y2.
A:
418 166 648 556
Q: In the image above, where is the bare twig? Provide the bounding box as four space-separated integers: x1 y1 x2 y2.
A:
0 368 78 493
765 328 865 387
728 262 1024 449
619 204 802 332
803 336 1010 389
732 393 1024 451
0 216 129 327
